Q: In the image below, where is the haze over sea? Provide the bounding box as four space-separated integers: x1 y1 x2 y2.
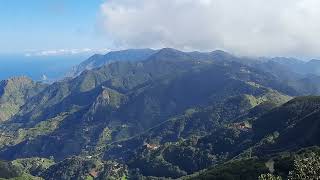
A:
0 54 88 82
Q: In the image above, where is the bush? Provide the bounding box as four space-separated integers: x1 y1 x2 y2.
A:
288 152 320 180
258 173 282 180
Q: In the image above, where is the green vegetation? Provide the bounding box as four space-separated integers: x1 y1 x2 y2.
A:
258 174 282 180
12 158 54 176
1 49 320 179
0 77 47 121
188 158 269 180
188 147 320 180
0 160 43 180
288 152 320 180
39 156 128 180
0 113 67 148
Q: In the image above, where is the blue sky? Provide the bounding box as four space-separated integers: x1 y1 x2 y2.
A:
0 0 108 54
1 0 319 58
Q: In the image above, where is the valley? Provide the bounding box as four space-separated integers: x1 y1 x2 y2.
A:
0 48 320 179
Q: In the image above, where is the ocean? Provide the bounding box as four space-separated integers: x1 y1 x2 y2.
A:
0 54 89 82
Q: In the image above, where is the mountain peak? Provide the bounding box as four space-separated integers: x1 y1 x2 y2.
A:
308 59 320 64
211 49 228 54
147 48 192 62
6 76 33 83
0 76 33 89
0 76 46 122
68 49 157 77
209 50 235 60
158 47 182 53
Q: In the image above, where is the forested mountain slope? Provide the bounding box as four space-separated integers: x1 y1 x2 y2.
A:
0 48 320 179
0 77 47 122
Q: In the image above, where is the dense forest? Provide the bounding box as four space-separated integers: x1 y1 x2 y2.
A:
1 48 320 179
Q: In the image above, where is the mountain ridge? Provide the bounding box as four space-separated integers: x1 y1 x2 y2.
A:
1 48 320 179
0 77 47 122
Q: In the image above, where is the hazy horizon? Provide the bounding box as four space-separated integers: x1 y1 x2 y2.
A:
0 54 88 81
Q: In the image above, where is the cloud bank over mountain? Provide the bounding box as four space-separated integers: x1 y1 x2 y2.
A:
100 0 320 57
24 48 110 57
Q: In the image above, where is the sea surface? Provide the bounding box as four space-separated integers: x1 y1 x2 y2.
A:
0 54 89 82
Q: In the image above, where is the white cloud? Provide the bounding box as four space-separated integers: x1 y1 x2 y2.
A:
100 0 320 57
24 48 110 57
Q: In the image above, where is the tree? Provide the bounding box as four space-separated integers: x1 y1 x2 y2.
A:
258 173 282 180
288 152 320 180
